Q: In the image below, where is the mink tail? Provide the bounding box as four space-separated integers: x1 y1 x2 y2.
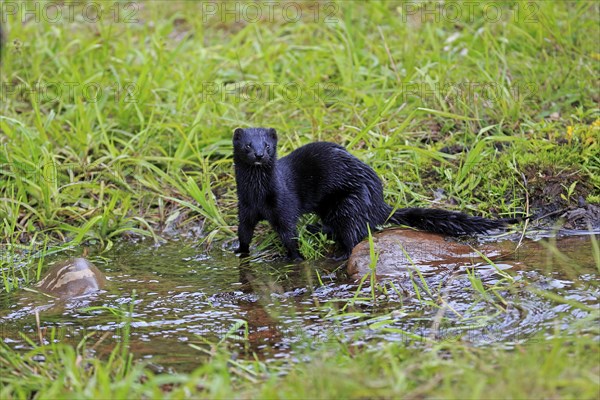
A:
389 207 516 236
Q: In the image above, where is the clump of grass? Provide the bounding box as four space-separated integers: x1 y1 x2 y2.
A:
296 215 336 260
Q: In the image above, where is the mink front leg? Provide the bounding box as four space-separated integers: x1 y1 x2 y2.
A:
279 230 302 261
235 207 259 254
271 216 302 261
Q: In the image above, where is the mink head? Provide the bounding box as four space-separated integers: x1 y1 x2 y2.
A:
233 127 278 167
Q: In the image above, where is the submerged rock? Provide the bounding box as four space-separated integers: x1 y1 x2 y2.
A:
347 228 511 280
36 258 107 298
560 204 600 230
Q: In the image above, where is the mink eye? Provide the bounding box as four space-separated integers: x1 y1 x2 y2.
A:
265 144 270 150
245 144 251 150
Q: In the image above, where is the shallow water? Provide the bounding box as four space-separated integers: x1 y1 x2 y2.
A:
1 235 598 372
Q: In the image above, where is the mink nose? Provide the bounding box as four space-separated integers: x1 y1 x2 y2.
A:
255 153 264 160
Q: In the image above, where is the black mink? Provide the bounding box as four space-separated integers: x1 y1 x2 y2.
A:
233 127 509 260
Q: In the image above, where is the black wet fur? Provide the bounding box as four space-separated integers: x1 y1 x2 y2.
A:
233 127 508 260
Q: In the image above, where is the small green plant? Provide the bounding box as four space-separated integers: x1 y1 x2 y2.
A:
297 216 335 260
560 180 578 204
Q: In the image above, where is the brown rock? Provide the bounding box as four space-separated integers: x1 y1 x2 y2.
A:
37 258 107 298
347 228 509 280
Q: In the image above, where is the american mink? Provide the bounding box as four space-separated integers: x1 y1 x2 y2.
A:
233 127 510 260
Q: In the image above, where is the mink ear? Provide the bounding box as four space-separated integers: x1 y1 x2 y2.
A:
233 128 244 141
268 128 277 141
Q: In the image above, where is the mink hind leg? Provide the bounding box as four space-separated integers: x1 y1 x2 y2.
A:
322 197 373 260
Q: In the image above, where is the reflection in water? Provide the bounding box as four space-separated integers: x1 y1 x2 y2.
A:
0 235 598 371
